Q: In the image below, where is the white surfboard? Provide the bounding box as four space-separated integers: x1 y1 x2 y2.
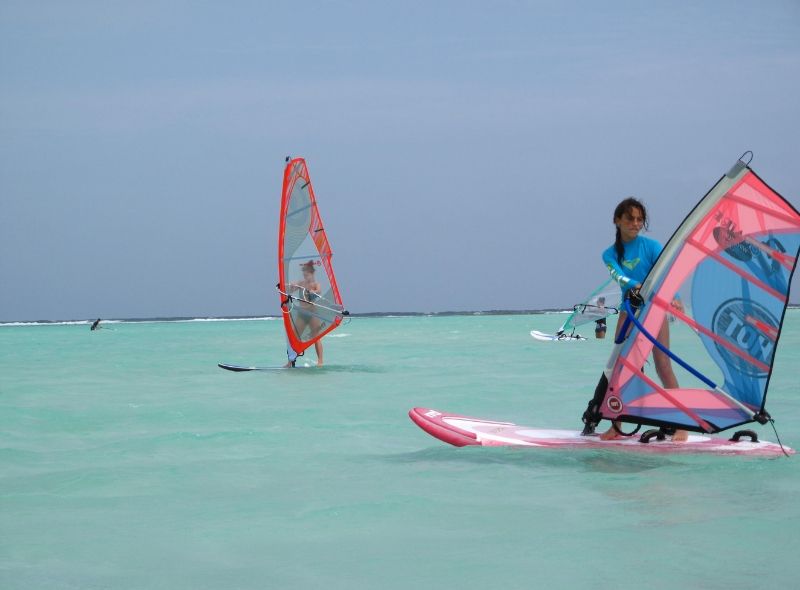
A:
530 329 586 342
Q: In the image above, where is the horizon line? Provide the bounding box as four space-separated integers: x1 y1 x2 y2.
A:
3 308 571 325
3 304 800 326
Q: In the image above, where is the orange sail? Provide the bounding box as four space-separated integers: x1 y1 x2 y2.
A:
277 157 347 356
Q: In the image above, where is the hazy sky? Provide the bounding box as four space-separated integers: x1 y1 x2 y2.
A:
2 1 799 320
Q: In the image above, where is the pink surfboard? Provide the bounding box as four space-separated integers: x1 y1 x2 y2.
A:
409 407 793 457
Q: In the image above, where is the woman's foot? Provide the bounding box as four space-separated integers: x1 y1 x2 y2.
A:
599 423 624 440
672 429 689 442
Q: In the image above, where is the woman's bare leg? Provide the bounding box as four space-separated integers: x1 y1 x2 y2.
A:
653 320 678 388
305 316 323 366
653 320 688 441
314 340 323 366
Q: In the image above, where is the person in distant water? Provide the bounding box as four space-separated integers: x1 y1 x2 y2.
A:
284 261 325 366
594 297 607 339
90 318 101 331
598 197 687 442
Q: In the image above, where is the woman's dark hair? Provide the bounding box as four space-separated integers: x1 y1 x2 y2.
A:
613 197 648 263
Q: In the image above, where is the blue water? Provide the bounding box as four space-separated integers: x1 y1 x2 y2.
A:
1 312 798 589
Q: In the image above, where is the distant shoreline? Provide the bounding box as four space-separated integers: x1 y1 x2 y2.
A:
3 305 800 327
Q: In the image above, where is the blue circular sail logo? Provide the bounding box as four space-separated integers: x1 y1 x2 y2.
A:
711 298 778 378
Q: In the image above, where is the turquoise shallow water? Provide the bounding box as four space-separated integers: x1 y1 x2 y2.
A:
1 311 798 589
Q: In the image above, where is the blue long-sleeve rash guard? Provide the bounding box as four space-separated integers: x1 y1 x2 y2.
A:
602 235 663 295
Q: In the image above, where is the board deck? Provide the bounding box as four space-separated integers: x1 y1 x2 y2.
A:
409 407 793 457
530 330 586 341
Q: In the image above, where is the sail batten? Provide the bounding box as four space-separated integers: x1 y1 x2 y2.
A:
687 238 787 301
283 254 332 261
652 296 771 373
287 204 314 218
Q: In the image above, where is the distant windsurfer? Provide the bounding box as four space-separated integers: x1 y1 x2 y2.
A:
90 318 101 331
597 198 687 442
284 261 325 366
594 297 607 339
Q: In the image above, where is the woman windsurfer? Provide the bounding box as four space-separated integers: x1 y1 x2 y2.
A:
285 261 325 366
600 198 687 442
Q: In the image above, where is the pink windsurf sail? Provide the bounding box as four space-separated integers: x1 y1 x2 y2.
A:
584 153 800 435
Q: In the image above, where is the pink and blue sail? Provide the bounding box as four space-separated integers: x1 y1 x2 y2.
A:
595 154 800 434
